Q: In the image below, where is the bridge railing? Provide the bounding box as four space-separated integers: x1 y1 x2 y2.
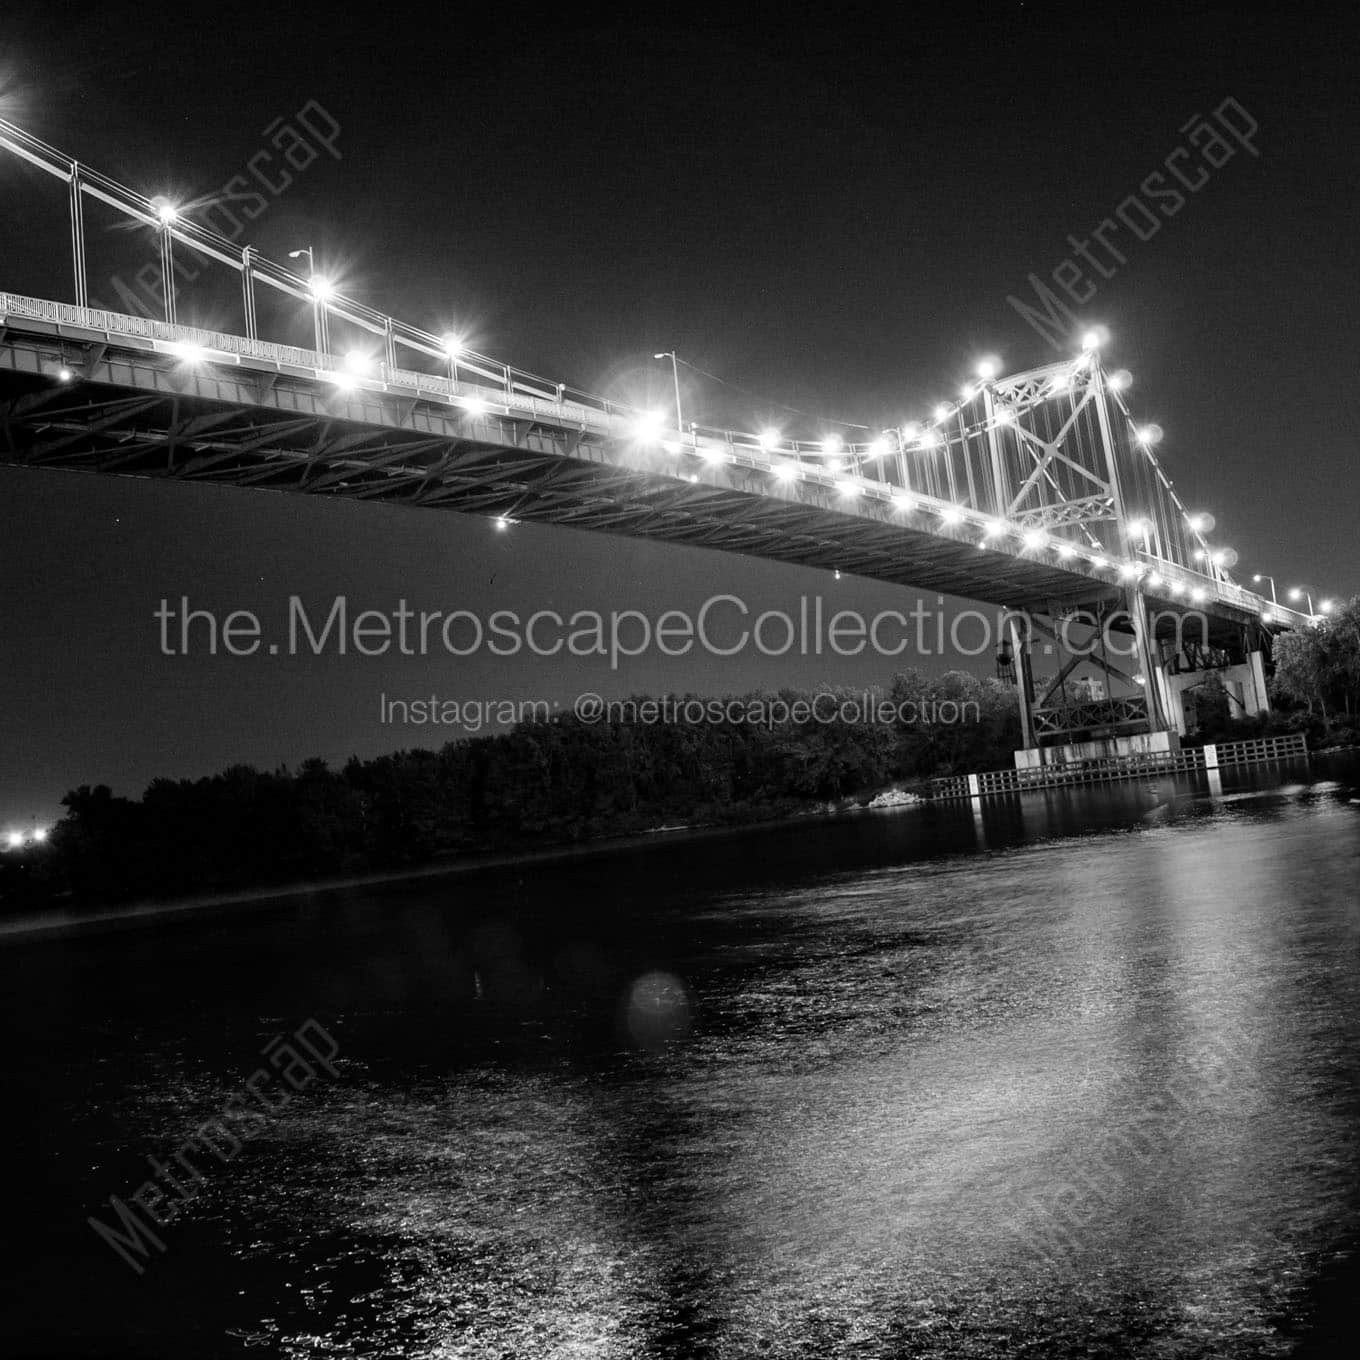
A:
0 118 1334 630
0 289 893 464
1128 550 1312 627
1208 732 1309 766
0 289 623 430
0 293 325 373
927 732 1309 800
0 290 1311 630
0 284 860 468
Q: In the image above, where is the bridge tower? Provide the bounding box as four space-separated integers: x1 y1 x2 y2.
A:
0 111 1297 764
964 349 1274 767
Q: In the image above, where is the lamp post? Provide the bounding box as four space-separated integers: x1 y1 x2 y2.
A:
1252 573 1277 605
1288 586 1315 615
241 244 258 340
288 247 329 354
653 351 684 442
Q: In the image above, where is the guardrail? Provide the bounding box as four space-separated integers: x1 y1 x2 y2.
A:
0 290 870 459
928 732 1309 800
0 119 1325 633
0 290 872 463
0 291 1312 626
1207 733 1309 767
0 292 1014 512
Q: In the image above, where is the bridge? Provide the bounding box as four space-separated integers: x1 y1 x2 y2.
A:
0 118 1321 760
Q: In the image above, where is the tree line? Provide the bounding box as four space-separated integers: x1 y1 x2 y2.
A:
9 602 1355 916
1192 596 1360 747
5 670 1020 911
1269 597 1360 727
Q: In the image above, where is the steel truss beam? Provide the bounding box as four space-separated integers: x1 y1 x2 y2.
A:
0 321 1295 633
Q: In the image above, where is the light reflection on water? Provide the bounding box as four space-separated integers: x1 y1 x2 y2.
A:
2 761 1359 1356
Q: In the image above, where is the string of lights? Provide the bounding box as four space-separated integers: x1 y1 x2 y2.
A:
0 113 1336 624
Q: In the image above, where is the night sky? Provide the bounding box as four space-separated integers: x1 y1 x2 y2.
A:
1 7 1356 825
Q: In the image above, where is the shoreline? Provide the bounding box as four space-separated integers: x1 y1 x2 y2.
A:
0 792 925 942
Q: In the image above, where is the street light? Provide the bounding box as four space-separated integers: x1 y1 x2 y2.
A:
289 248 329 353
1288 586 1315 614
167 340 206 365
1252 573 1277 605
653 352 684 443
631 409 665 442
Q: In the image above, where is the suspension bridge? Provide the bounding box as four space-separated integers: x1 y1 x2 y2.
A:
0 118 1324 761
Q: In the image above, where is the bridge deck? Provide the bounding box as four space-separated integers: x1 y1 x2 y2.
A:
0 295 1304 639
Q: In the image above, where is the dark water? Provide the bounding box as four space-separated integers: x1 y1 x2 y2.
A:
3 759 1359 1358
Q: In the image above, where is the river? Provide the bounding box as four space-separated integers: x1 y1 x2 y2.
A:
2 756 1358 1357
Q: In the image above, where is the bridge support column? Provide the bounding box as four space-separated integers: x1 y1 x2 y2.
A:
1246 648 1270 714
1151 655 1180 736
241 246 258 340
1010 614 1036 749
159 225 176 325
68 165 88 308
1160 648 1272 735
1129 588 1170 733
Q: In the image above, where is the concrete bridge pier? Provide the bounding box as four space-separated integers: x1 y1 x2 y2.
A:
1008 613 1038 750
1007 590 1278 767
1009 588 1186 770
1158 642 1270 737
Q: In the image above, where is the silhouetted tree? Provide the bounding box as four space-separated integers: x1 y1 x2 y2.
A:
7 672 1030 912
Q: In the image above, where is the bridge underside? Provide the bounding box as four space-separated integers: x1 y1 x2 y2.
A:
0 320 1272 653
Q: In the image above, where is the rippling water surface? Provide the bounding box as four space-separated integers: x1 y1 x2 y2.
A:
3 759 1359 1357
